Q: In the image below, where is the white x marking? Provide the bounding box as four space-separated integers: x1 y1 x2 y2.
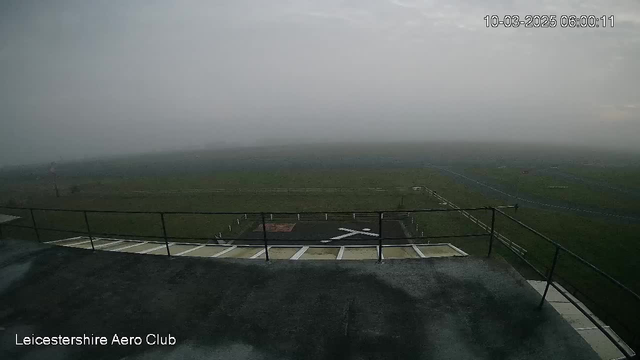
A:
321 228 379 243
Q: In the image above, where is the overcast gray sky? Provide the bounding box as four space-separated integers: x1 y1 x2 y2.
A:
1 0 639 166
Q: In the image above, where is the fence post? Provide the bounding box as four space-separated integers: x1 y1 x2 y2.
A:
83 211 95 251
261 212 270 261
378 212 383 263
30 209 40 242
159 213 171 258
487 208 496 257
538 246 560 309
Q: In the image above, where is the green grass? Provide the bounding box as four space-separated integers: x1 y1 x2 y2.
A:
561 166 640 190
466 167 639 212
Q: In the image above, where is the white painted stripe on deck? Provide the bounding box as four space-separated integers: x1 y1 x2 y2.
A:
291 246 308 260
250 246 270 259
412 244 426 258
337 246 345 260
138 243 173 254
66 240 92 247
46 236 83 244
447 243 468 256
176 245 204 256
211 246 237 258
95 240 123 249
111 241 147 252
575 326 610 331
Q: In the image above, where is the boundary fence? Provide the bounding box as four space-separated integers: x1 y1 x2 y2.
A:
0 204 637 358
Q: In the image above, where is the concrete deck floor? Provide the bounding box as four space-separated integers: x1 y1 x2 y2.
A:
528 280 635 360
0 239 600 360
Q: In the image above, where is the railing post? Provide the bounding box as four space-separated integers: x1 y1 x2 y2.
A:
159 213 171 258
30 208 40 242
378 212 383 263
261 212 270 261
83 211 95 251
487 208 496 257
538 246 561 309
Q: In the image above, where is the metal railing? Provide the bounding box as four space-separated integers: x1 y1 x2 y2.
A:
0 205 499 262
493 209 638 359
0 204 637 357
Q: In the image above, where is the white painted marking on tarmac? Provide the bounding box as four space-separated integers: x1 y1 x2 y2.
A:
111 241 147 252
291 246 308 260
138 243 173 254
362 228 371 231
412 244 426 258
337 246 345 260
321 227 379 243
211 246 237 258
250 247 270 259
575 326 610 331
46 236 82 244
176 245 204 256
94 240 123 249
65 240 92 247
447 243 468 256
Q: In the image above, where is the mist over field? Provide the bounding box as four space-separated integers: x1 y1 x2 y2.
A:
1 0 640 166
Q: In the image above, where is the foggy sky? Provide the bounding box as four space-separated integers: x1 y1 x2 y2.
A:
1 0 640 166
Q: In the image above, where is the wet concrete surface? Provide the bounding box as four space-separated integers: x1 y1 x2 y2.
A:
0 239 599 360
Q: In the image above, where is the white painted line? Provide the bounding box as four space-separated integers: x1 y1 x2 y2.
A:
46 236 83 244
176 245 204 256
447 243 468 256
211 246 237 258
110 241 147 252
138 243 173 254
337 246 345 260
94 237 127 241
291 246 308 260
322 227 380 243
65 240 92 247
575 326 610 331
250 246 270 259
412 244 426 258
95 240 123 249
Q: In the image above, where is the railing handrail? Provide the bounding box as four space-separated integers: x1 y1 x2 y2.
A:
0 205 509 215
495 208 640 304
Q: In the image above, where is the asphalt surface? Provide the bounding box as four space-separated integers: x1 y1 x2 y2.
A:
0 239 599 360
235 220 408 245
